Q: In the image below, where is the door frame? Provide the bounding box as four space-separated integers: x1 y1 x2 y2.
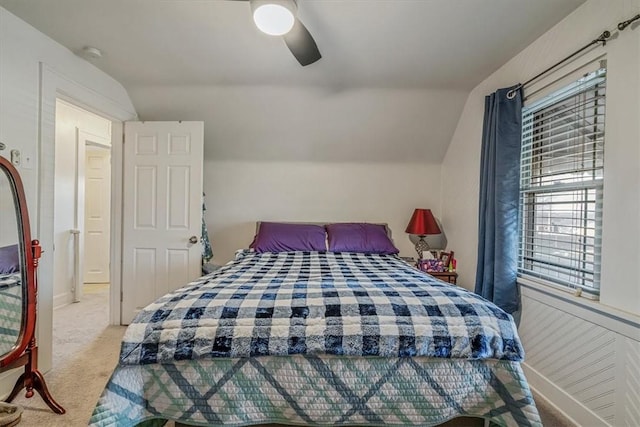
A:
38 64 137 372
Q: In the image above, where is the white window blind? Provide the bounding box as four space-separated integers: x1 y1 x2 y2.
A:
519 68 606 296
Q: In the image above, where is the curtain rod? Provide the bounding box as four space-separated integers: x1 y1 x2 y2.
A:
507 11 640 99
506 30 609 99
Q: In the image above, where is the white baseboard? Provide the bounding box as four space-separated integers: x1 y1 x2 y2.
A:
522 362 609 427
53 292 72 310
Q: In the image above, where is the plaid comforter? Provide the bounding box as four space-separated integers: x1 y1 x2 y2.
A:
121 251 523 365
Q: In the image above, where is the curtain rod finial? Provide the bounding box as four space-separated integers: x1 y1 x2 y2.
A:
618 14 640 31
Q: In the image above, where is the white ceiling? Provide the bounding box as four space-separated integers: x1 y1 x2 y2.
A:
0 0 586 163
0 0 586 90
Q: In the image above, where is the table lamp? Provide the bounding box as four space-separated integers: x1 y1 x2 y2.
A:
405 208 441 260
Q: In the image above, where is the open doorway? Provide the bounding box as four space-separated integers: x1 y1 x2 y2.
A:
52 100 113 356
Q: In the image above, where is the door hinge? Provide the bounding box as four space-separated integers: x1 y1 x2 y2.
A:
120 290 124 302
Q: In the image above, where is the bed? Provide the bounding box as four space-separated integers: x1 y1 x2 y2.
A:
90 223 540 427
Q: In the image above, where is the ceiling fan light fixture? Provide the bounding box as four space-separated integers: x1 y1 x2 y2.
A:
253 4 295 36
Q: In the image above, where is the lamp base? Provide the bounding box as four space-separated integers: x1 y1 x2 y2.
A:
414 236 430 260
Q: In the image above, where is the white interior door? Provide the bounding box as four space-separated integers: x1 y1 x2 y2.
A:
121 121 204 324
83 145 111 283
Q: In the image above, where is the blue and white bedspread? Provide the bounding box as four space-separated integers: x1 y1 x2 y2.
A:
92 251 539 426
121 251 524 365
91 355 540 427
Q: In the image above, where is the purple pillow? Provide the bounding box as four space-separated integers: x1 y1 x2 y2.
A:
0 244 20 274
326 223 399 254
251 222 326 253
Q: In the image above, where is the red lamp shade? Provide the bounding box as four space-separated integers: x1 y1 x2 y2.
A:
405 209 441 236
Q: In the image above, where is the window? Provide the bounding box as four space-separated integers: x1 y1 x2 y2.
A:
518 68 606 297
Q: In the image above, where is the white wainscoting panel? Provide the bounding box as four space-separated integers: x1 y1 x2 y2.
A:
519 283 640 426
620 337 640 426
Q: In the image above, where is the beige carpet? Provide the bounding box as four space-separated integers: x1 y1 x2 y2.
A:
12 285 125 426
11 287 575 426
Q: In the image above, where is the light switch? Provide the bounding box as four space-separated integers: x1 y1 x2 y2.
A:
10 149 21 167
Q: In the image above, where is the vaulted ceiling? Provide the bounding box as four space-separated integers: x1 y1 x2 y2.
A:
0 0 586 162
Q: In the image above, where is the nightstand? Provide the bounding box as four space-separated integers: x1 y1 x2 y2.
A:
428 271 458 285
400 256 416 266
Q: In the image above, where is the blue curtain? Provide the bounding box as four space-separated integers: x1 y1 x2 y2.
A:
474 85 522 314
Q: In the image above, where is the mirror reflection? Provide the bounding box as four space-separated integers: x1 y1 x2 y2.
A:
0 166 23 357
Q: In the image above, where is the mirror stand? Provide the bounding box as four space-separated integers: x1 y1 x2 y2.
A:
0 154 65 416
1 240 64 414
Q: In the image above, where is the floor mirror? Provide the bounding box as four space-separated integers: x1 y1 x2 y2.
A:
0 155 64 414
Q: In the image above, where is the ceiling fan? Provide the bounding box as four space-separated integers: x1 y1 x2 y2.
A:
234 0 322 66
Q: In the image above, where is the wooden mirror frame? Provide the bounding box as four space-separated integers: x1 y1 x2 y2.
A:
0 156 65 414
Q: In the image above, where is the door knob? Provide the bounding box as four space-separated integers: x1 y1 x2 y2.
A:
189 235 198 244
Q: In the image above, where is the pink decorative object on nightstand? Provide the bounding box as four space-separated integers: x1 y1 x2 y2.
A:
418 258 446 273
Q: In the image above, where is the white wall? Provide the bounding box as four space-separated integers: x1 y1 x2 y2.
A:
53 100 111 308
129 85 469 164
441 0 640 316
205 160 441 264
519 282 640 426
0 6 136 395
130 83 462 266
441 0 640 423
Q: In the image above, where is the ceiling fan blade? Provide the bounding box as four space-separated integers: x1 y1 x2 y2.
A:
283 18 321 66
